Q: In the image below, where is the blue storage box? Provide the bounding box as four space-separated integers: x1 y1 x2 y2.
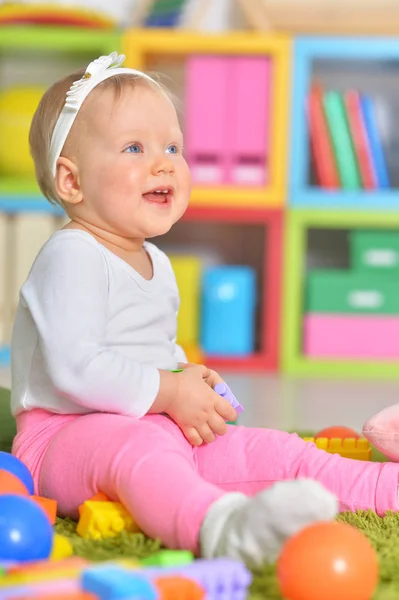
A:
200 265 256 356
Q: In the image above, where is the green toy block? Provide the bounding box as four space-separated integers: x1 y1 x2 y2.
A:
350 230 399 273
140 550 194 567
306 270 399 314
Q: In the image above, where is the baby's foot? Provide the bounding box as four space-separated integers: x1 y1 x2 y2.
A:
200 479 337 567
363 404 399 461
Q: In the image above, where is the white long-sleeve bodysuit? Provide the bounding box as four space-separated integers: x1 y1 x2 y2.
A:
11 230 186 417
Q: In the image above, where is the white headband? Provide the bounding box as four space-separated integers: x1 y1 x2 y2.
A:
49 51 159 176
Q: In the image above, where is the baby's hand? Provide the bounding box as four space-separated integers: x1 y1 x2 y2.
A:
178 361 224 389
166 364 237 447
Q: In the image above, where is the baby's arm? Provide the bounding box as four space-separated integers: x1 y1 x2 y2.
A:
22 236 160 418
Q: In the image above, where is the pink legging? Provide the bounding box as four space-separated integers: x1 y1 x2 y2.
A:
12 409 399 553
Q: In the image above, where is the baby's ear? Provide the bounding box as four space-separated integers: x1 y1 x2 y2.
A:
54 157 82 205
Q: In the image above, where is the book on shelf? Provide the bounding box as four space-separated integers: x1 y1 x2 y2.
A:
323 90 361 190
360 95 390 189
307 84 340 189
344 90 377 190
307 85 391 191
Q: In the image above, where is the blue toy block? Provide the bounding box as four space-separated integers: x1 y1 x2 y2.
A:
82 565 158 600
200 266 256 356
290 36 399 210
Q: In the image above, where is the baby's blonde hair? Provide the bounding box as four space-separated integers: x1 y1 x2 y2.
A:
29 69 171 207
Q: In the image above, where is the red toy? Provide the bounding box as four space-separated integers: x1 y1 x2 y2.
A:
277 521 379 600
315 425 361 440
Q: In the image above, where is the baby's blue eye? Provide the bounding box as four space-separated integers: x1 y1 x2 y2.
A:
166 144 178 154
125 144 142 153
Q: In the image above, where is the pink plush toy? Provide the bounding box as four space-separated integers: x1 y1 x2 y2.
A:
363 406 399 461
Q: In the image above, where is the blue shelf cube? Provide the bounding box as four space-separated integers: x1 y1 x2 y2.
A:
290 36 399 210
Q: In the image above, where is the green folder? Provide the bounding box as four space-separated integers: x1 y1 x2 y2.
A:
323 91 361 190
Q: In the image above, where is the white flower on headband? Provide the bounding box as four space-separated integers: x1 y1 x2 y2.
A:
50 51 157 176
65 51 126 111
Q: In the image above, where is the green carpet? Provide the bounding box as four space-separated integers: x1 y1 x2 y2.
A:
1 388 398 598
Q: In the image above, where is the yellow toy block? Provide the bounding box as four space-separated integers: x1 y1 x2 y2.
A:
78 491 110 517
50 533 73 560
77 500 141 540
303 437 372 461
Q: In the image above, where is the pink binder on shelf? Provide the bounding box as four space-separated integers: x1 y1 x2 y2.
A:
185 55 229 185
227 56 271 186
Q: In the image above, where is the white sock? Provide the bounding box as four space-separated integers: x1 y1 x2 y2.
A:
200 479 338 567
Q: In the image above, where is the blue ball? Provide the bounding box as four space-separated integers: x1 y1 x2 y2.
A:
0 452 34 494
0 495 53 562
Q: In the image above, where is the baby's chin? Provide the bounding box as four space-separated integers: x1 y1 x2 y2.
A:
144 222 175 239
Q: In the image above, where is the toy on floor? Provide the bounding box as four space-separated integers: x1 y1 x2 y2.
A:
0 494 53 562
0 453 253 599
0 451 34 494
0 453 57 562
77 498 141 540
277 521 379 600
51 534 74 561
303 436 372 460
0 556 251 599
315 425 361 439
0 469 30 496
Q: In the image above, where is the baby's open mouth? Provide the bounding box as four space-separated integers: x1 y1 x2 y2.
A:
143 187 173 205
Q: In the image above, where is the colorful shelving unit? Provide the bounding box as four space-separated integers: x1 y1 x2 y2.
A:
5 26 399 380
0 26 121 366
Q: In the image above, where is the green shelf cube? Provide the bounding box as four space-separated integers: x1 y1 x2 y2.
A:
306 270 399 314
351 230 399 273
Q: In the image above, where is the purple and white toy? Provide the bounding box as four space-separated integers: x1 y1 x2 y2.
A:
214 382 244 414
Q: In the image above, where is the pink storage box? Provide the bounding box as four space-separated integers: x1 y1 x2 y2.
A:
304 313 399 359
227 56 271 186
185 55 229 184
185 55 272 186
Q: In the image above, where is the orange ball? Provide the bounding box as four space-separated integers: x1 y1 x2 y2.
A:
0 469 30 496
277 521 378 600
315 426 361 440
